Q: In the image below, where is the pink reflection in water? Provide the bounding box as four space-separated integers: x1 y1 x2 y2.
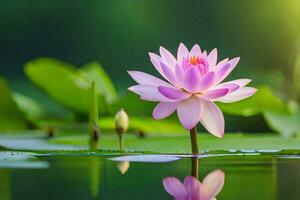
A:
163 170 225 200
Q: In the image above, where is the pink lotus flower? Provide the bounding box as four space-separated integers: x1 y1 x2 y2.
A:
162 170 225 200
128 43 256 137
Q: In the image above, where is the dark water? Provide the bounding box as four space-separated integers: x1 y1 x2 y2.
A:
0 153 299 200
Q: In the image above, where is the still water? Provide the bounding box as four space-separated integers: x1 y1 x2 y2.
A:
0 153 299 200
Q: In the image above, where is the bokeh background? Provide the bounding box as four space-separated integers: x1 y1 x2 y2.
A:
1 0 300 133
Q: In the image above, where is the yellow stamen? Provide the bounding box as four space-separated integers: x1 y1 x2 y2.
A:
189 56 199 65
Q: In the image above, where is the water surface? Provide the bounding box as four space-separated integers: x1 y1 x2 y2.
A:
0 153 299 199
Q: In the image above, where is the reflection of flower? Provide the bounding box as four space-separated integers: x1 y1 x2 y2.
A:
128 43 256 137
117 161 130 174
163 170 225 200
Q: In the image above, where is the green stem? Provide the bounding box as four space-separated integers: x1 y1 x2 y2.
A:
89 82 100 150
189 126 199 154
119 134 125 152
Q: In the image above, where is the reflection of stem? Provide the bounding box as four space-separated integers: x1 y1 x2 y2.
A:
90 157 100 197
189 126 199 154
271 157 278 200
191 157 199 179
119 134 125 152
0 169 11 200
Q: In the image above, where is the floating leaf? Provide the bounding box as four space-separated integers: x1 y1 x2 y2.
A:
0 136 82 151
0 151 49 169
0 151 36 161
0 78 28 131
49 133 300 154
110 155 181 163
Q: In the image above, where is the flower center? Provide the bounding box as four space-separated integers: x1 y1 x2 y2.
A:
189 56 199 65
188 56 207 66
182 56 209 76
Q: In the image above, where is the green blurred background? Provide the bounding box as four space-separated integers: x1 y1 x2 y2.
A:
1 0 300 133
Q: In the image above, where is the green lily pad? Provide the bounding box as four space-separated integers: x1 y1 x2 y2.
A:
0 136 82 151
0 151 36 160
0 151 49 169
2 131 300 154
110 155 181 162
49 133 300 154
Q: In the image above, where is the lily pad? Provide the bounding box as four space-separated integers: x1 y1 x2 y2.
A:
0 136 82 151
110 155 181 163
49 133 300 154
0 151 36 161
0 151 49 169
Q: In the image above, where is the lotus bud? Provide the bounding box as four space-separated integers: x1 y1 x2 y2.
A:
115 108 129 151
117 161 130 174
115 108 129 135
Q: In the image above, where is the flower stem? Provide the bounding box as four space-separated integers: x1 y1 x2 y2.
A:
89 82 100 150
119 134 125 152
189 126 199 154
